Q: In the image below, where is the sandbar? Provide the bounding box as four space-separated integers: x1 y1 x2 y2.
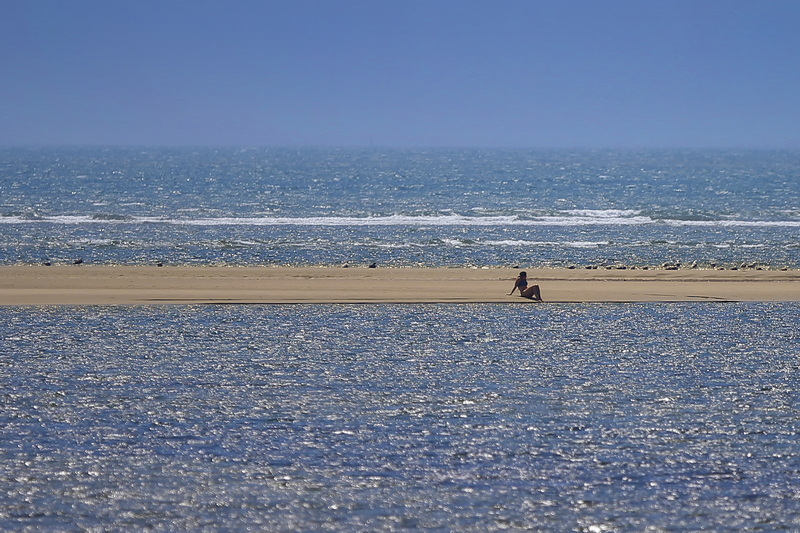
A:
1 265 799 305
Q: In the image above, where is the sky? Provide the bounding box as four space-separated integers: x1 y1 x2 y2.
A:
2 0 799 148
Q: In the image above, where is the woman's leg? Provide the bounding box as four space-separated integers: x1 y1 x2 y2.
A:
522 284 542 301
531 284 542 301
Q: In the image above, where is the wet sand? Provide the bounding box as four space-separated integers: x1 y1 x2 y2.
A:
1 265 799 305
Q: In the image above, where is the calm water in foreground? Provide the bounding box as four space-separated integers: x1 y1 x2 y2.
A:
2 303 799 531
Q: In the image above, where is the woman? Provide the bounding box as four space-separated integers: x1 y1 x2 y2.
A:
509 271 543 301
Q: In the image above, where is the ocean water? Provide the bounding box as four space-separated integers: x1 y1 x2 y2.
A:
2 147 800 267
2 303 800 531
3 148 800 531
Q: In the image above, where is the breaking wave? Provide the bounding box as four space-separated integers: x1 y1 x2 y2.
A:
3 209 800 227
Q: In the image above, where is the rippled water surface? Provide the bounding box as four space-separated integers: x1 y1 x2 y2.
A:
3 148 800 267
2 303 800 531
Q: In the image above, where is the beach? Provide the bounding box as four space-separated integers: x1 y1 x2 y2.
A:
2 265 799 305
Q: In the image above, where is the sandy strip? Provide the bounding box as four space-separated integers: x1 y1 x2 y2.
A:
1 265 800 305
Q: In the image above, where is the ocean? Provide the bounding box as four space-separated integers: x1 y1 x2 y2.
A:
2 147 800 531
2 147 800 268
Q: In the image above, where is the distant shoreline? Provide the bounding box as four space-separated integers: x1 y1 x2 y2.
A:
2 265 800 305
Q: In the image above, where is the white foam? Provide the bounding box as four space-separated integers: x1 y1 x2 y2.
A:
3 211 800 228
479 239 608 248
564 209 642 218
180 214 525 226
665 219 800 227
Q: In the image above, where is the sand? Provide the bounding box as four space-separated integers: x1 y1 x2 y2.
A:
1 265 800 305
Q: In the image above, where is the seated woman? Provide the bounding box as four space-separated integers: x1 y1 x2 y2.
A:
509 271 543 301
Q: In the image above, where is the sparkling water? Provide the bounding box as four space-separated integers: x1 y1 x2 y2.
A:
3 147 800 530
2 303 800 531
2 147 800 268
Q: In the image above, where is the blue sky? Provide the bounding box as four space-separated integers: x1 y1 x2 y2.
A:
2 0 799 148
